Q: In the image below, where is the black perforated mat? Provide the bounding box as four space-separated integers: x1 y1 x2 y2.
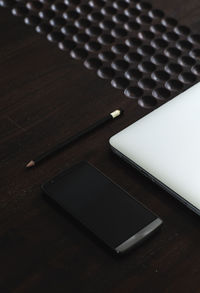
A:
1 0 200 108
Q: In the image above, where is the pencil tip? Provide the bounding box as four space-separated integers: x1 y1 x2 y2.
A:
26 160 35 168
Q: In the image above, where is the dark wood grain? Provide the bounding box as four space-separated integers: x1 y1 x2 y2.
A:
1 1 200 293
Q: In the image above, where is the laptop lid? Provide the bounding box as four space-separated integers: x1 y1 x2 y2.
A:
109 82 200 214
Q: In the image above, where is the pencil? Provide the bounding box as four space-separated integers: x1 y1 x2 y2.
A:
26 109 123 168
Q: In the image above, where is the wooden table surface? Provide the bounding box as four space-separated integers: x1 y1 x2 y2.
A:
1 1 200 292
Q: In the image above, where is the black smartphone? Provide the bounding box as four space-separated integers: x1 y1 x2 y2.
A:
42 162 162 254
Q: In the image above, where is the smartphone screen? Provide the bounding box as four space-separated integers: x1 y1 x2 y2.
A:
42 162 162 254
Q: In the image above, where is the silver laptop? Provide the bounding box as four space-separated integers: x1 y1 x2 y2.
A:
109 82 200 215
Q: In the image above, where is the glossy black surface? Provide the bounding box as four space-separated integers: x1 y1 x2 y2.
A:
42 162 158 250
